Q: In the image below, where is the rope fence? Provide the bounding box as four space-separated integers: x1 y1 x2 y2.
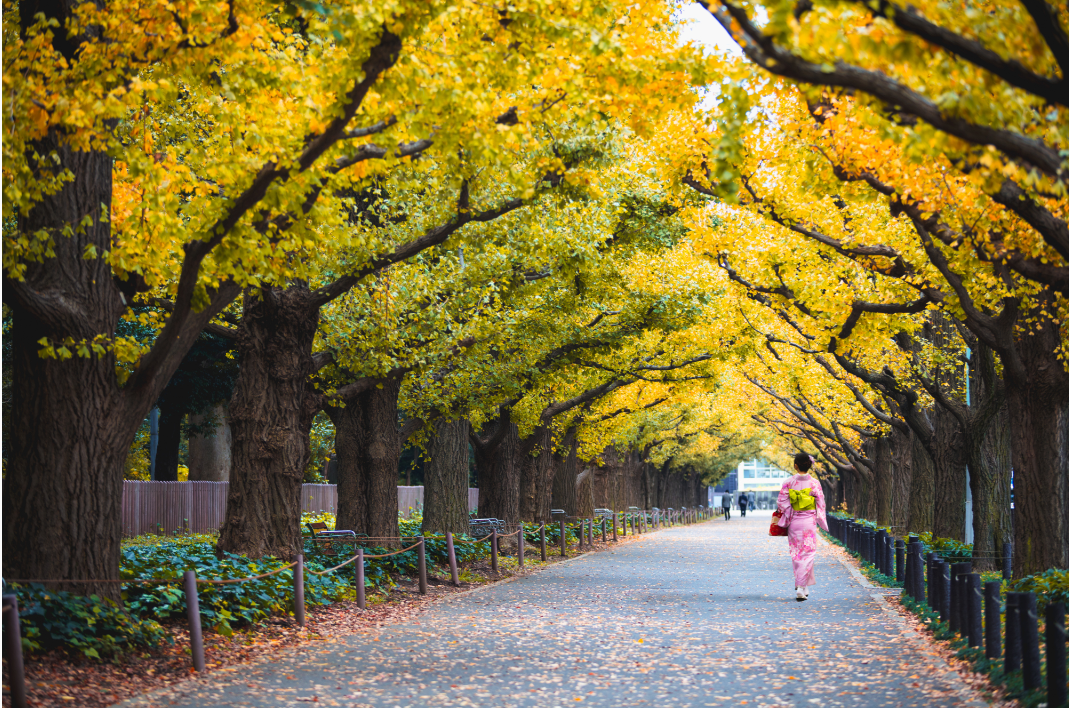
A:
1 506 717 705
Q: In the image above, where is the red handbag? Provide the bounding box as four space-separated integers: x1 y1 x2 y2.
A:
769 511 788 537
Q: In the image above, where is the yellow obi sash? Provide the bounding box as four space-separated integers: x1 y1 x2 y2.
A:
789 488 816 511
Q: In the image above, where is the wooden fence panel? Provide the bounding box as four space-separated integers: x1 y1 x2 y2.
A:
122 481 480 535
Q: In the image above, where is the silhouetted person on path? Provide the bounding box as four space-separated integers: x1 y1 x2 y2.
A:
721 493 731 520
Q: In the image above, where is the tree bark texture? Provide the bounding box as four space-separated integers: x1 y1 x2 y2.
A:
575 467 595 518
217 286 321 560
471 412 521 522
2 130 130 598
519 425 554 522
908 432 936 535
890 427 913 533
328 377 404 540
422 418 471 536
551 433 580 516
188 403 232 481
873 436 893 527
966 343 1012 572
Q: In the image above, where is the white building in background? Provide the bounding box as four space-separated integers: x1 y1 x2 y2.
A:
736 458 791 510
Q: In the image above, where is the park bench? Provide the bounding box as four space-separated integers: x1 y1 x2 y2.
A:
550 509 567 520
305 522 358 556
594 508 614 520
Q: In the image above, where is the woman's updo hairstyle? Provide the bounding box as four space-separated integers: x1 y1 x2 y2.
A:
793 452 814 472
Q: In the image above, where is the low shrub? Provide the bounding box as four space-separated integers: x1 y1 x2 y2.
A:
121 542 346 635
1010 568 1069 613
7 584 170 660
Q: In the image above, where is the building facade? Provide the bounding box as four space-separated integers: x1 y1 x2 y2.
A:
736 458 791 510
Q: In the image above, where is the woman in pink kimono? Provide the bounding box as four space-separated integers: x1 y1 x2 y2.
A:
776 453 828 601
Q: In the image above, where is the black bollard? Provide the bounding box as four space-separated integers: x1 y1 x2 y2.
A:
446 532 460 587
937 561 951 622
560 520 567 557
1046 602 1067 708
925 553 936 605
540 524 547 562
950 563 973 633
966 573 983 648
985 581 1001 659
491 529 499 573
1006 592 1022 672
2 594 27 708
1021 592 1042 691
895 539 905 583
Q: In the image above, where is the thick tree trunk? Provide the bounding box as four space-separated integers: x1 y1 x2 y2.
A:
1 129 133 599
907 433 935 535
422 418 471 536
1006 365 1069 577
551 435 579 516
519 425 554 522
328 377 403 540
472 413 521 522
575 467 595 518
890 427 913 533
188 403 232 481
217 286 320 560
154 409 183 482
933 406 967 541
873 436 893 527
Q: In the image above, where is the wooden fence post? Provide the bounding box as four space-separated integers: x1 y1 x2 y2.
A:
446 531 460 587
294 554 305 627
356 548 366 610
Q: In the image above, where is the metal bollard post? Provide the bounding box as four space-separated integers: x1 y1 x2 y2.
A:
560 520 567 557
3 594 27 708
294 554 306 627
950 562 972 633
518 527 525 568
1021 592 1042 691
1003 541 1012 581
966 573 983 648
1047 602 1067 708
577 520 584 550
356 548 366 609
589 518 595 544
183 570 206 672
937 561 951 622
984 581 1002 658
418 536 427 594
1005 592 1022 672
446 531 460 587
895 539 905 583
490 530 499 573
540 524 547 562
612 513 618 542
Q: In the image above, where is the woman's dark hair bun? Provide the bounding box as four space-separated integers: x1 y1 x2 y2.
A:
793 452 813 472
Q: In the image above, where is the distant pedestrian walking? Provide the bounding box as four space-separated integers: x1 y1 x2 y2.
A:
775 453 829 602
721 493 731 520
738 494 747 517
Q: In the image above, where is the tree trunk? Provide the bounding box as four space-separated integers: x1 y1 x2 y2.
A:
154 408 183 482
422 418 471 536
907 432 935 535
217 286 320 560
873 436 893 527
471 413 522 522
519 424 554 522
575 467 595 518
188 403 232 481
551 434 579 516
890 427 913 533
933 405 967 541
328 377 403 539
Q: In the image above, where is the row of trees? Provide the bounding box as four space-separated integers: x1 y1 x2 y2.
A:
680 0 1067 576
2 0 754 600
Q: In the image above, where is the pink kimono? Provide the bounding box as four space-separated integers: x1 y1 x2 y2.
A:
776 474 829 587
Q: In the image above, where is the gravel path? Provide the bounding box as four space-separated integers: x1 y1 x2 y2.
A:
120 513 985 707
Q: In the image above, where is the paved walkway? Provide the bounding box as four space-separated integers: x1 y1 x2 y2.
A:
122 513 983 707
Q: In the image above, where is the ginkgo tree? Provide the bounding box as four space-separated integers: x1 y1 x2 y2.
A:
2 0 710 593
